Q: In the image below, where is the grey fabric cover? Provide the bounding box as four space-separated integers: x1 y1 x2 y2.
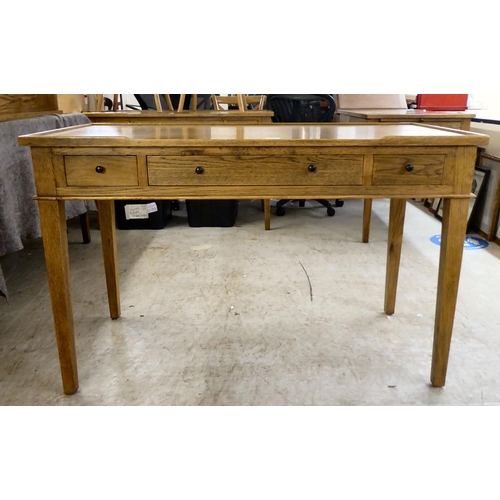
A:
0 113 96 299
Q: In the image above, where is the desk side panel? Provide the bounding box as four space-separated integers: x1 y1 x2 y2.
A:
31 147 57 196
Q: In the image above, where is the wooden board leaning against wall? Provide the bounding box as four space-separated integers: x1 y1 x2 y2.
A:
467 120 500 244
0 94 85 122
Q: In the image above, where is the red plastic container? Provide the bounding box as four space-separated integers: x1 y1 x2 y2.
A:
416 94 468 111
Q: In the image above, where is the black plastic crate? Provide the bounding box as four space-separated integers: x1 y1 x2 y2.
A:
114 200 172 230
186 200 238 227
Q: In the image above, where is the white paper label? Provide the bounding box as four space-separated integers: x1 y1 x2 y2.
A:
124 204 149 220
147 202 158 214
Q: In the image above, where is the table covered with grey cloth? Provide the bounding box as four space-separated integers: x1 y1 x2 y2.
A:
0 113 96 299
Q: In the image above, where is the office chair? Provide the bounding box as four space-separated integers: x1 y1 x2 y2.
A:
267 94 344 217
196 95 213 109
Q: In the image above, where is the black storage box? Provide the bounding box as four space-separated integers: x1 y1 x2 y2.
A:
186 200 238 227
115 200 172 230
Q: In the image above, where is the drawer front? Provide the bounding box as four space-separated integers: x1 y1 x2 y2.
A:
373 155 446 186
64 155 138 187
148 155 363 186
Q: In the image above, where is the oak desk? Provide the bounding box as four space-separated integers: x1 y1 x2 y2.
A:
85 110 274 125
19 123 488 395
337 109 477 242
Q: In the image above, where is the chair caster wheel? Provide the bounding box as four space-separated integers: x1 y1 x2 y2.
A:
276 207 286 216
327 207 336 216
335 200 344 207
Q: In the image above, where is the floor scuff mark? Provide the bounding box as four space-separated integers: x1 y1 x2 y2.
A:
299 261 313 301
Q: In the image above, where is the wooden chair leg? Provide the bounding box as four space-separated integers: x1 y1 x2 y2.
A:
177 94 186 112
362 199 372 243
96 94 104 111
154 94 163 111
163 95 174 111
79 212 91 244
262 200 271 230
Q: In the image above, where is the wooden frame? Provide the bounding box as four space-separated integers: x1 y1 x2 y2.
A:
466 167 490 231
435 198 444 221
477 152 500 240
430 197 440 215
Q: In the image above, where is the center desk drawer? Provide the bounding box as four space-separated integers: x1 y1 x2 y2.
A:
372 154 446 186
147 155 363 186
64 155 138 187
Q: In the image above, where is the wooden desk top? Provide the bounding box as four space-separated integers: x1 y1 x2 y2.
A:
84 109 274 124
19 123 488 148
336 108 477 119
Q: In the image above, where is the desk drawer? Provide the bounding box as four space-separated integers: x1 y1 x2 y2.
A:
147 155 363 186
64 155 138 187
372 154 446 186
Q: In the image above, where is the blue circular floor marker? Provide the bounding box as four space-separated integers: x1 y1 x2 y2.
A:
430 235 489 250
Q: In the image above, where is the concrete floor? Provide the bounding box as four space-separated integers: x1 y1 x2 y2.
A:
1 198 500 405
